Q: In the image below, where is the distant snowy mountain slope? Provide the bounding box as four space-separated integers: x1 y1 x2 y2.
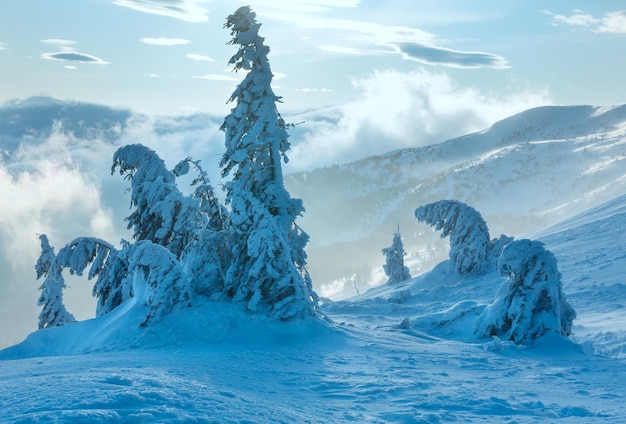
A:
285 104 626 290
1 191 625 423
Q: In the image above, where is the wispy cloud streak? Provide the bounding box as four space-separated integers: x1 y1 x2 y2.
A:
112 0 210 22
140 37 191 46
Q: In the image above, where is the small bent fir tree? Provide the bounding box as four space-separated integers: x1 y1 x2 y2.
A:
112 144 207 258
56 237 132 317
35 234 76 329
172 157 229 232
382 228 411 284
173 157 231 297
219 6 318 319
415 200 492 275
476 239 576 344
127 241 193 327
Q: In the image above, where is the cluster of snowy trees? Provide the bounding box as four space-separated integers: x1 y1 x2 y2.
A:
35 6 318 329
415 200 576 343
33 6 575 346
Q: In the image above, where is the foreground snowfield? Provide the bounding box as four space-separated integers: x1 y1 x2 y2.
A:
2 195 626 422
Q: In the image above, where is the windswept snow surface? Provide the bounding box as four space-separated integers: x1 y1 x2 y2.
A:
2 195 626 422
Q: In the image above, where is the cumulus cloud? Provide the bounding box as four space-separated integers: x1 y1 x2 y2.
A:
140 37 191 46
186 53 215 62
284 68 551 172
544 9 626 34
112 0 210 22
0 133 119 344
42 52 109 64
597 10 626 33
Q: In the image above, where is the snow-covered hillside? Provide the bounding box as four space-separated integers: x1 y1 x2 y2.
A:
285 105 626 293
2 192 625 422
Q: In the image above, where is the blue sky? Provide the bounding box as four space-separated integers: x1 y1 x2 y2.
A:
1 1 625 116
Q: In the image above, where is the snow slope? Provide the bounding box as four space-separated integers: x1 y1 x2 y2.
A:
285 104 626 293
1 193 625 422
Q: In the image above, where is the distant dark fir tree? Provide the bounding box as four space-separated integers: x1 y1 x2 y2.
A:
415 200 492 275
35 234 76 329
219 6 318 319
476 239 576 344
382 228 411 284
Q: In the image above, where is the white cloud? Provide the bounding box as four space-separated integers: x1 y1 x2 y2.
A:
40 39 78 46
318 45 366 55
186 53 215 62
252 0 358 13
597 10 626 34
254 7 509 69
295 87 332 93
390 43 509 69
544 9 626 34
112 0 210 22
0 133 119 342
284 68 551 172
192 74 239 81
0 43 7 51
140 37 191 46
40 39 108 64
42 51 109 64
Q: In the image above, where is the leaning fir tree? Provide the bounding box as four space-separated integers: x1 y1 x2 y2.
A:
219 6 317 319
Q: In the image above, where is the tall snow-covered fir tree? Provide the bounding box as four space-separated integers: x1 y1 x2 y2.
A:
35 234 76 329
219 6 317 319
382 228 411 284
415 200 492 275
